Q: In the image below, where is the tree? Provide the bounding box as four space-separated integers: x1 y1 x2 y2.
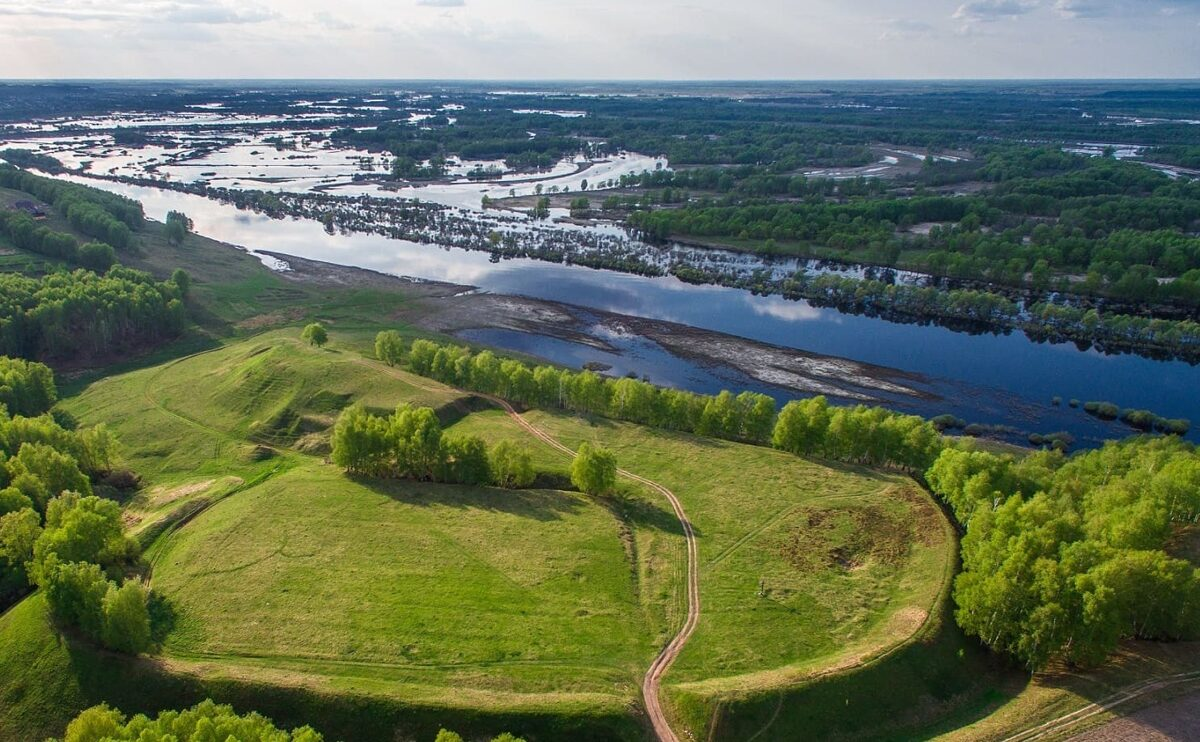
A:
32 493 137 582
490 440 535 489
77 242 115 273
42 557 109 638
101 580 151 654
330 404 391 475
434 732 465 742
439 435 491 485
773 396 831 456
301 323 328 348
7 443 92 511
54 699 325 742
171 268 191 298
374 330 405 367
390 405 444 480
571 443 617 496
0 507 40 599
164 210 191 245
0 356 57 416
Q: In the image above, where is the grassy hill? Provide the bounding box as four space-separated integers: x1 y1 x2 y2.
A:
0 329 962 740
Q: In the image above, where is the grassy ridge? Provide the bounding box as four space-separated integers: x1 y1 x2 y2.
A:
16 331 952 740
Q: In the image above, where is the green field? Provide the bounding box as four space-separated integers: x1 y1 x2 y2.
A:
0 329 942 740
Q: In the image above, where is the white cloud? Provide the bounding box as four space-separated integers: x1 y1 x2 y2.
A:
0 0 1195 79
954 0 1039 21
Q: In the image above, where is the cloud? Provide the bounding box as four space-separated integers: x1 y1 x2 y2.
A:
953 0 1039 21
416 0 465 6
313 11 355 31
1054 0 1200 17
0 0 275 24
162 3 276 24
878 18 935 41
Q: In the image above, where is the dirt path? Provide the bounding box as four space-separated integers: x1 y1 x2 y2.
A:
1003 671 1200 742
362 360 700 741
484 392 701 742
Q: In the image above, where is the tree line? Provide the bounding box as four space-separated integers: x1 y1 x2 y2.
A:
0 164 142 249
0 359 150 654
53 699 529 742
0 267 187 362
397 336 945 473
0 209 116 273
331 402 537 490
927 436 1200 669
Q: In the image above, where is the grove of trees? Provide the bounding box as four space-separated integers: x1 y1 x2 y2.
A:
331 403 537 490
926 436 1200 669
0 268 187 361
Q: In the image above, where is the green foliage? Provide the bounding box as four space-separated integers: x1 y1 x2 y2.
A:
438 435 491 486
570 443 617 496
301 323 328 348
53 699 324 742
32 492 138 583
171 268 191 298
100 581 151 655
406 339 776 444
332 403 493 486
0 507 40 601
489 440 535 489
374 330 405 366
8 443 91 512
0 356 57 417
0 209 78 262
76 242 115 273
927 437 1200 669
43 557 110 639
164 210 191 245
0 268 185 361
772 396 943 472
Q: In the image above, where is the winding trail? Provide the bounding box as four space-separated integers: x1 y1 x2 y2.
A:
368 361 700 741
1002 670 1200 742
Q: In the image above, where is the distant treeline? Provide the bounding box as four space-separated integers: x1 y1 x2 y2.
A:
0 164 142 248
628 151 1200 306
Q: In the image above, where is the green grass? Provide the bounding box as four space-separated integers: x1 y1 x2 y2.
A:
447 408 958 737
153 464 655 700
24 332 955 740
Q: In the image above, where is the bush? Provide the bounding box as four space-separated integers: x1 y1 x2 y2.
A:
570 443 617 496
375 330 405 366
101 580 151 654
1083 400 1120 420
76 242 115 273
489 440 535 489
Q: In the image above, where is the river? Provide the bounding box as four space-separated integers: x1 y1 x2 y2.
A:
52 175 1200 448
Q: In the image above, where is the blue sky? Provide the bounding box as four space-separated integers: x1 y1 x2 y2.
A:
0 0 1196 79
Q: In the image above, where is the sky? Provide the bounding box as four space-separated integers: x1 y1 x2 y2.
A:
0 0 1197 79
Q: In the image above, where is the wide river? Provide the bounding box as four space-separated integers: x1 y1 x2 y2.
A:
58 176 1200 447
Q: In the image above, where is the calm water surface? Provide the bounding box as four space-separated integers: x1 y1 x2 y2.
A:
61 176 1200 447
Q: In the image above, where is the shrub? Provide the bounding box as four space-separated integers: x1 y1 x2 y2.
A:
570 443 617 496
490 440 535 489
375 330 405 366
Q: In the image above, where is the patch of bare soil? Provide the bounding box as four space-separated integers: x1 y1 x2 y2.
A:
1070 689 1200 741
256 251 468 297
780 505 911 573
